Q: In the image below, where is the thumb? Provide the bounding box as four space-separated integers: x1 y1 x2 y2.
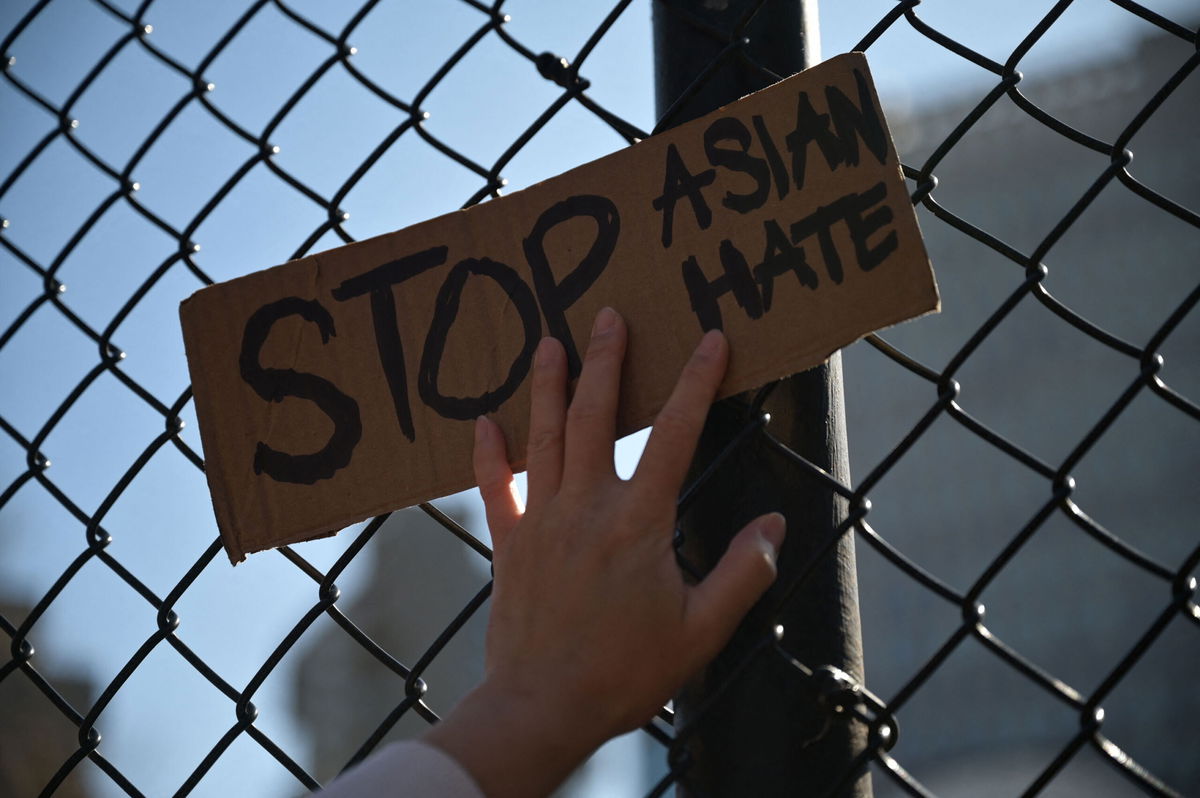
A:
684 512 785 667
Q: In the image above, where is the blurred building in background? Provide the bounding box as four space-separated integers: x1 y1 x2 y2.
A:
291 506 489 784
0 602 95 798
845 21 1199 796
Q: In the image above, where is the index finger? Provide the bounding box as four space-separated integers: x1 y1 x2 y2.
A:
631 329 728 501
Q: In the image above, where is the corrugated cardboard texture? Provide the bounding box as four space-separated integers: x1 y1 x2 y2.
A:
179 53 939 562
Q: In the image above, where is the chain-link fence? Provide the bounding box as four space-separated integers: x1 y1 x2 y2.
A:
2 0 1197 796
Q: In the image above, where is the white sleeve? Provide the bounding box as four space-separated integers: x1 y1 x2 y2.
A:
314 739 486 798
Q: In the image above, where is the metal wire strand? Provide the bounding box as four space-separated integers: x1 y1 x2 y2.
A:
0 0 1196 795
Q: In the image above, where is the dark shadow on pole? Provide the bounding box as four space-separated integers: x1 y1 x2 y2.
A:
651 2 872 795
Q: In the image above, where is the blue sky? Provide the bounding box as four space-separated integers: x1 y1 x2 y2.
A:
1 1 1195 796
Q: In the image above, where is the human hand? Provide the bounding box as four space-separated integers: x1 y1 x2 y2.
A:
424 308 785 798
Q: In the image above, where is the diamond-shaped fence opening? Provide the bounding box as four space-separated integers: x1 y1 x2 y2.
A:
2 1 1198 797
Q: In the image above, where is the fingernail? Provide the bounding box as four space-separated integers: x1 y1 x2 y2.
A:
758 512 786 557
592 307 618 337
475 415 489 443
698 329 724 357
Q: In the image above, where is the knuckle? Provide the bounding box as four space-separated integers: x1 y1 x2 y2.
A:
526 426 561 455
653 406 696 436
478 477 507 501
476 466 508 490
583 335 621 363
532 360 560 389
566 401 603 427
681 355 715 384
689 344 717 366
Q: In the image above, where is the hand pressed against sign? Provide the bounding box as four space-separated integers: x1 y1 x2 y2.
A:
423 308 786 798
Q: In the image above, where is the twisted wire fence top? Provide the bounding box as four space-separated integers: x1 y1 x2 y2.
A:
1 0 1197 796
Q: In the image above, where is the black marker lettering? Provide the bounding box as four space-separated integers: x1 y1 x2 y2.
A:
791 196 854 284
786 91 844 190
652 143 716 249
331 246 448 442
681 239 763 332
751 114 790 201
418 258 541 420
703 116 770 214
790 186 898 282
846 181 898 270
523 195 619 377
754 218 817 312
239 297 361 484
825 68 888 168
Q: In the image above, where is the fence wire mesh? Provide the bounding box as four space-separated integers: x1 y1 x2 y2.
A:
1 0 1197 796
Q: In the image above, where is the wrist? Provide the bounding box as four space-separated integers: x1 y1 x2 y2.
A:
421 677 600 798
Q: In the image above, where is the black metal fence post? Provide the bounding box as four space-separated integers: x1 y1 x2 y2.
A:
652 2 872 795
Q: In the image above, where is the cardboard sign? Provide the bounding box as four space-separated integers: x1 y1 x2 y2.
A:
180 53 938 562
